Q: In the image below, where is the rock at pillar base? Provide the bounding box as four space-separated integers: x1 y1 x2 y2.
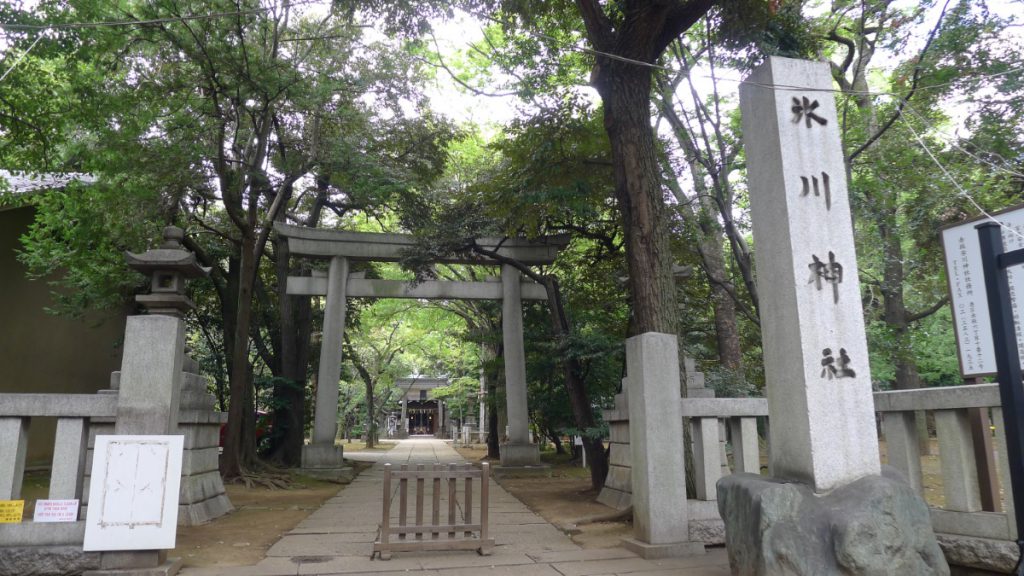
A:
717 468 949 576
301 444 351 481
498 442 541 467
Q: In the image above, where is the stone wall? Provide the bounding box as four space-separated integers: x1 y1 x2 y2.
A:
597 357 714 512
84 355 231 526
176 355 232 525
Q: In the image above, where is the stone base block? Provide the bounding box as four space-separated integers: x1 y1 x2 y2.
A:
596 486 631 510
0 546 100 576
179 471 225 504
491 464 551 478
621 538 705 559
717 468 949 576
937 533 1019 574
83 557 182 576
299 466 356 483
302 443 344 469
499 442 541 467
178 493 234 526
180 447 220 475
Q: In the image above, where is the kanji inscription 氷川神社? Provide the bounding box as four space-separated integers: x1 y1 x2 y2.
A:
741 56 880 493
801 172 831 210
821 347 856 379
791 95 828 127
808 251 843 303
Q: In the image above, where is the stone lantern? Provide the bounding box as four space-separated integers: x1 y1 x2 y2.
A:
124 226 209 316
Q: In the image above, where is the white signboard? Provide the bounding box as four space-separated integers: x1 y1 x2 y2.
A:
33 499 79 522
941 206 1024 376
83 435 183 551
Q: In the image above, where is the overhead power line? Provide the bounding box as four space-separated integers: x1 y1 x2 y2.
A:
0 34 41 84
898 110 1024 242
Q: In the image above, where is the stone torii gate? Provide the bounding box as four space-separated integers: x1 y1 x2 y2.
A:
275 223 568 471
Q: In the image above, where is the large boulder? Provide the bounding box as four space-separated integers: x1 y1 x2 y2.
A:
717 467 949 576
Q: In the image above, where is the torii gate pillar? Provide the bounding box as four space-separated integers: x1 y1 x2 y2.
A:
500 265 540 466
302 256 348 473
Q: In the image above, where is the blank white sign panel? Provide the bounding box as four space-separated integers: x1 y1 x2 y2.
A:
83 435 183 551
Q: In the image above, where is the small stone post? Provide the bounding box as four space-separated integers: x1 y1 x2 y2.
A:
400 397 409 438
622 333 704 558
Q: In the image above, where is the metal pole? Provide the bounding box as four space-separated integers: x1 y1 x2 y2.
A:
976 222 1024 575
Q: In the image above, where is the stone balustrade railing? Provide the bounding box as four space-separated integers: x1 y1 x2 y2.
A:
680 398 768 501
600 382 1018 572
0 392 118 548
0 356 230 576
874 384 1016 571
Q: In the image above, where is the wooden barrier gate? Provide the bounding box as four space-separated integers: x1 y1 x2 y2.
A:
374 462 494 559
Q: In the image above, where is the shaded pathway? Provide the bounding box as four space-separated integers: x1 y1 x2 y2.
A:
180 439 728 576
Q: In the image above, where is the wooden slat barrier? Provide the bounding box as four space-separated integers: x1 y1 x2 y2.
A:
374 462 494 559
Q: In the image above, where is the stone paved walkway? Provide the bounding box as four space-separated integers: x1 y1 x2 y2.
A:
180 439 729 576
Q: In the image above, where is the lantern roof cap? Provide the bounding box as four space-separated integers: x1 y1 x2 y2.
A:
124 226 209 278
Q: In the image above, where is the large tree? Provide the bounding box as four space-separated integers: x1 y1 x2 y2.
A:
573 1 716 336
3 0 454 474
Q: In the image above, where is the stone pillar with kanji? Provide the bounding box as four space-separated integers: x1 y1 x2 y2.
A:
716 56 947 576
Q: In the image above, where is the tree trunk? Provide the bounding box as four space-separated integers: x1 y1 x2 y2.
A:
878 217 935 454
365 382 376 449
597 63 679 336
267 227 311 466
221 232 259 477
700 220 744 373
547 430 565 455
350 357 377 450
487 385 500 459
268 186 326 465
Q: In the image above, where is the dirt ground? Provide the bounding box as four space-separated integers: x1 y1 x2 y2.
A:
173 443 391 568
454 444 633 549
173 475 344 567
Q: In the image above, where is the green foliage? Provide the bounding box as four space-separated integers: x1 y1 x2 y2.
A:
18 182 163 315
714 0 819 64
825 0 1024 391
